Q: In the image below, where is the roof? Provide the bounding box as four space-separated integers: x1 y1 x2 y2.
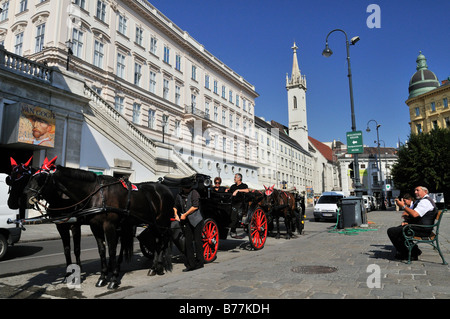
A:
308 136 333 162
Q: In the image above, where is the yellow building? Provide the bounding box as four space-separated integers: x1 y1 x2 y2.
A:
406 52 450 134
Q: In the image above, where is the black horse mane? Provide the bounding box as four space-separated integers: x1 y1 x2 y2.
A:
56 165 98 182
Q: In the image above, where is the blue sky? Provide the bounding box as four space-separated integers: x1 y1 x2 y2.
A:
149 0 450 148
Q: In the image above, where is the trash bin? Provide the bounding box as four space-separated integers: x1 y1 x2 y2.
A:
338 197 363 228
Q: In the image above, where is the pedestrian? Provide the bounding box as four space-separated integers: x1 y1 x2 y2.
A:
387 186 438 260
174 179 204 272
226 173 249 238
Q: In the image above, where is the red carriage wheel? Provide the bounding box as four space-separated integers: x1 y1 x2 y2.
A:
249 208 267 250
202 218 219 263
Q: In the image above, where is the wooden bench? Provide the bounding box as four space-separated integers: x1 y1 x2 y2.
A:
402 209 447 264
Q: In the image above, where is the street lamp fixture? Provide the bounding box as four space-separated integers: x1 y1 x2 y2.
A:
65 40 73 71
322 29 363 197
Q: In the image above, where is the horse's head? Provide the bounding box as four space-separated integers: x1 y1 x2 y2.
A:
262 185 276 207
23 156 58 209
7 156 34 210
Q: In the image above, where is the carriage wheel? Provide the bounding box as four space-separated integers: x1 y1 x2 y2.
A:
202 218 219 263
249 208 268 250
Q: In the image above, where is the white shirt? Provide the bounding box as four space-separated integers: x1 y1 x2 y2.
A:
414 195 434 217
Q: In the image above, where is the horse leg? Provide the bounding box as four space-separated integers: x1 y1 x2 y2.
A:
284 212 292 240
275 215 281 239
104 223 120 289
72 224 82 268
56 224 72 283
90 224 108 287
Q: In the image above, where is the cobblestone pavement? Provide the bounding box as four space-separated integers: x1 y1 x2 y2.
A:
2 209 450 300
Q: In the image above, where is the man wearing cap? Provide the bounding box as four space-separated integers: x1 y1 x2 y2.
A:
387 186 438 260
174 179 204 271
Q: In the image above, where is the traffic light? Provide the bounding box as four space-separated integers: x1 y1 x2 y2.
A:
349 162 354 179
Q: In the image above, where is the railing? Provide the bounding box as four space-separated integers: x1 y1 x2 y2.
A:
0 45 52 82
83 84 157 149
185 105 210 120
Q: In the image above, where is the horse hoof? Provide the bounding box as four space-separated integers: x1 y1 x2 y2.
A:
107 281 119 290
96 278 107 287
147 269 157 276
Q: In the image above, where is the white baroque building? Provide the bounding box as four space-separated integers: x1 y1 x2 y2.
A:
0 0 259 184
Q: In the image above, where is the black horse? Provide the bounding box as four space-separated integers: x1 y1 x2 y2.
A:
7 157 83 281
22 163 174 289
262 185 296 239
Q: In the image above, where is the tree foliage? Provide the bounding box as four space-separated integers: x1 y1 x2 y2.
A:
392 128 450 204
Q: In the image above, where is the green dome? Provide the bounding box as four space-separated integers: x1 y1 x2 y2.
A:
408 52 440 99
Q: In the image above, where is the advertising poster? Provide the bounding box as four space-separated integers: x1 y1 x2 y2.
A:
18 104 55 147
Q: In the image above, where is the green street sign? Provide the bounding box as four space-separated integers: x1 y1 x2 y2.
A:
346 131 363 154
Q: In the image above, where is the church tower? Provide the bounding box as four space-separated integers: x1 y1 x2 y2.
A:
286 43 308 151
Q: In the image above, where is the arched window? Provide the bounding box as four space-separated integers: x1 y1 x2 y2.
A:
293 96 297 109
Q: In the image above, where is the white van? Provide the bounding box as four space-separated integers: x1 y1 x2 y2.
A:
314 191 344 221
0 173 22 260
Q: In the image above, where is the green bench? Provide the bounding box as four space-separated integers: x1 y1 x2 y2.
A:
402 209 447 265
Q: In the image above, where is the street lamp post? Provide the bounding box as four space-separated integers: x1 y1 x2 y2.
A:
322 29 363 197
366 119 386 209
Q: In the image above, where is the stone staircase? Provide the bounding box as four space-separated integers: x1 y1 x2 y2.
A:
83 84 195 178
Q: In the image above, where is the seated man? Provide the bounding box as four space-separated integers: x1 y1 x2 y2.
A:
227 173 249 238
387 186 438 260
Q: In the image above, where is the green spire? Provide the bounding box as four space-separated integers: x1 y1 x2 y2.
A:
416 51 428 71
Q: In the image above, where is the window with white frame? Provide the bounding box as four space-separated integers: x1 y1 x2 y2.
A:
150 36 157 55
93 40 104 68
19 0 27 13
134 62 142 86
148 110 156 129
175 54 181 71
163 46 170 64
118 14 127 35
222 85 226 99
175 85 181 105
205 75 210 89
205 101 210 118
96 0 107 22
191 94 196 109
116 52 126 78
14 32 23 55
72 29 83 58
213 80 218 94
135 26 143 46
35 24 45 53
149 71 156 93
163 79 169 99
74 0 85 9
191 65 197 81
114 95 124 114
132 103 141 124
214 105 218 122
0 2 9 22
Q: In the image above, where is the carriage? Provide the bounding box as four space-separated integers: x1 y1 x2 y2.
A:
138 173 269 263
6 158 304 288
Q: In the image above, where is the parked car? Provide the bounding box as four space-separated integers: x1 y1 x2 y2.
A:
0 173 22 260
314 191 344 221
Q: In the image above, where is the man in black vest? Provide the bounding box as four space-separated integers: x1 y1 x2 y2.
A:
174 179 204 272
388 186 437 260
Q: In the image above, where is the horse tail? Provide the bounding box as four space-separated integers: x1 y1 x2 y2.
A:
120 223 135 263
